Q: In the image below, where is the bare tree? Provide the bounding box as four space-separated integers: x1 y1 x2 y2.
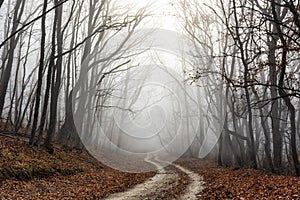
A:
178 0 300 176
270 0 300 176
0 0 25 119
29 0 48 145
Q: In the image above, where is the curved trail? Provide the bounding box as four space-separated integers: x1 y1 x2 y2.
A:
105 157 204 200
171 163 205 199
105 157 178 200
157 158 205 200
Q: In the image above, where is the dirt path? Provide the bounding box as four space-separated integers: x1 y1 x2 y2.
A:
171 163 205 199
105 157 205 200
105 157 178 200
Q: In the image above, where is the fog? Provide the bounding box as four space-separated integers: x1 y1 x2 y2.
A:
2 0 298 175
71 24 224 171
0 0 224 172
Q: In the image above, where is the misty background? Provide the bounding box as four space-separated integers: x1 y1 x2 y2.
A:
0 0 300 176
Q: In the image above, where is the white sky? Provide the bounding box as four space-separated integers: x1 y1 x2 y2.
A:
129 0 179 31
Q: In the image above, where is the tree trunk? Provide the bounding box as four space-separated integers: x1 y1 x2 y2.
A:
0 0 4 9
35 5 57 146
271 0 300 177
44 0 63 150
29 0 48 145
0 0 24 119
268 30 282 172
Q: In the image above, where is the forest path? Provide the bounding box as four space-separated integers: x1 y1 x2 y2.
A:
105 157 204 200
171 162 205 199
158 158 205 200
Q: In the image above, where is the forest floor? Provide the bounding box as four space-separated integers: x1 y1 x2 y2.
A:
177 159 300 199
0 133 299 199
